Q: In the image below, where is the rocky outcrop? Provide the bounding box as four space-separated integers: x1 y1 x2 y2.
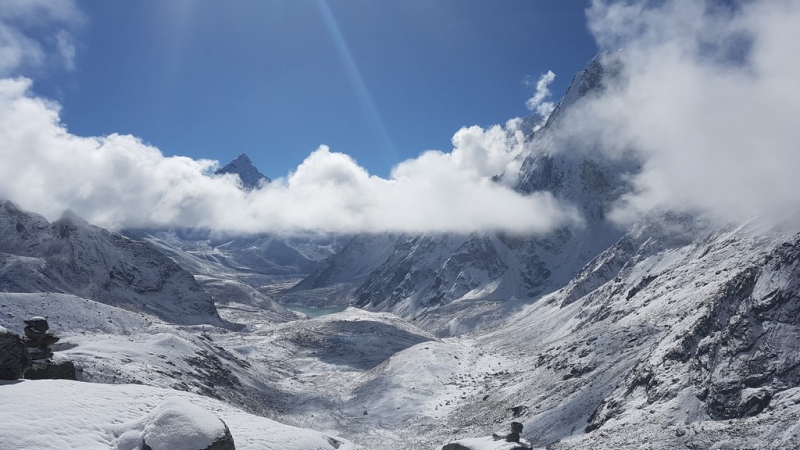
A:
583 232 800 431
24 353 76 380
0 326 30 379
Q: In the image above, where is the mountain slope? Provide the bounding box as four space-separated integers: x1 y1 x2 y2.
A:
289 55 636 336
0 201 223 326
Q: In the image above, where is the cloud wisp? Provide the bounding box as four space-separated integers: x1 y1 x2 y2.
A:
0 0 83 76
559 0 800 228
526 70 556 123
0 78 581 235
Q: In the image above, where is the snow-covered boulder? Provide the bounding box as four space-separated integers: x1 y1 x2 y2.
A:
112 397 233 450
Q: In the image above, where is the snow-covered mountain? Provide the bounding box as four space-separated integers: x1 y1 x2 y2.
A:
214 153 271 189
0 201 223 326
3 54 799 450
290 54 637 336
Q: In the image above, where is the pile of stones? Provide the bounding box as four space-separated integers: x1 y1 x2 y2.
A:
0 316 75 380
22 316 59 361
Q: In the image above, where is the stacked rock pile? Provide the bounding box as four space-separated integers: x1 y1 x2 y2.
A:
0 317 75 380
22 316 59 361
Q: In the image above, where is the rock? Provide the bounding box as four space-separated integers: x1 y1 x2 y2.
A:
23 317 49 332
24 353 76 380
442 444 471 450
510 405 527 417
204 422 235 450
23 328 58 346
139 398 235 450
143 421 234 450
0 327 30 380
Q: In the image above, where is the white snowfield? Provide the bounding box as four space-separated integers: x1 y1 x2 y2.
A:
0 379 363 450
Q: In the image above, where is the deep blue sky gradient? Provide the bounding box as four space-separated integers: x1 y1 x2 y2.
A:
33 0 597 178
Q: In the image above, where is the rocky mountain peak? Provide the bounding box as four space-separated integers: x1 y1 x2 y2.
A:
215 153 271 189
542 52 623 130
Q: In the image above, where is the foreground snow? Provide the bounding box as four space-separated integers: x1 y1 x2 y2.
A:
0 379 363 450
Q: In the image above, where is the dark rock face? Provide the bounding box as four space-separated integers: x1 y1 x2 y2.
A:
24 356 76 380
0 328 30 380
205 421 235 450
585 232 800 432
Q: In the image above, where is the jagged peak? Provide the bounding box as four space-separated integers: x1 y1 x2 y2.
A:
57 209 89 226
541 52 624 130
215 153 271 189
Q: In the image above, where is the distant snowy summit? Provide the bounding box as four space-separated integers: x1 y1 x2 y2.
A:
215 153 271 189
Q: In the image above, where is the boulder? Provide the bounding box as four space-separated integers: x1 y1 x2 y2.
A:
138 398 235 450
0 327 30 380
442 444 471 450
24 353 76 380
143 422 234 450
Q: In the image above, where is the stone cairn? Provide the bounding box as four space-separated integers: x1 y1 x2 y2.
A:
21 316 59 361
492 421 525 443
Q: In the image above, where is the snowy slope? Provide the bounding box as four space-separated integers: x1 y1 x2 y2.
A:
0 379 364 450
0 201 223 326
291 220 800 450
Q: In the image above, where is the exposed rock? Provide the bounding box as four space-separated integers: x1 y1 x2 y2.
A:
24 353 76 380
442 444 471 450
204 422 235 450
0 326 30 380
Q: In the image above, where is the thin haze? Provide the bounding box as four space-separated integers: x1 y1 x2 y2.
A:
0 0 798 235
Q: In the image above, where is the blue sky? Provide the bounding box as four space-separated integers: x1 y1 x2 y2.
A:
33 0 597 179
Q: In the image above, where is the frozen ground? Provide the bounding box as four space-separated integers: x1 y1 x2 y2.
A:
0 379 363 450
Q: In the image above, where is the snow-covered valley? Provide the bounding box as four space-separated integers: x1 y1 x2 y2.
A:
2 52 800 450
3 183 800 450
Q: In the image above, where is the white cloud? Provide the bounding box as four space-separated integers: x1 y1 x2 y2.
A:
0 78 581 235
525 70 556 128
557 0 800 228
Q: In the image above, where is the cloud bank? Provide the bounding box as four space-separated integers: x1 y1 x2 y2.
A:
561 0 800 228
0 78 580 235
2 0 798 236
